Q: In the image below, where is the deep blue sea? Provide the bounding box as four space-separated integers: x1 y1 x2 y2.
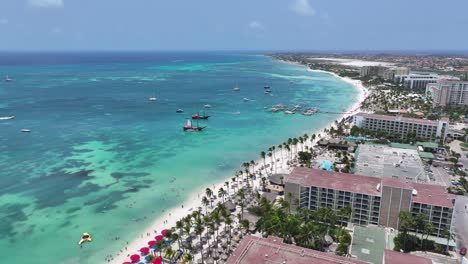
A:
0 52 358 263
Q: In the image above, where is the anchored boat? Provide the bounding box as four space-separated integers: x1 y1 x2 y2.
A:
183 119 205 132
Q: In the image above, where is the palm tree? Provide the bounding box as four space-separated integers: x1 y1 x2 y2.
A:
240 219 250 233
205 188 213 207
237 189 246 219
218 188 227 203
201 196 209 214
278 144 283 162
299 136 304 151
260 151 266 171
250 160 255 174
224 181 230 197
194 218 205 263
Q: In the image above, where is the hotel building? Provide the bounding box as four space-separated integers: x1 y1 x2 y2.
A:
395 72 440 89
285 168 455 237
353 113 449 141
426 80 468 108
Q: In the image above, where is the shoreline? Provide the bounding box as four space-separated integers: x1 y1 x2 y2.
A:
109 61 370 264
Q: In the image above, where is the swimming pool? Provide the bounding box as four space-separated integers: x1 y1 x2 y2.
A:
318 160 334 171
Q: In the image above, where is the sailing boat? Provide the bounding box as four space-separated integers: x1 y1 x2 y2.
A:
148 88 157 101
232 83 240 91
4 75 13 82
192 110 209 120
183 119 206 132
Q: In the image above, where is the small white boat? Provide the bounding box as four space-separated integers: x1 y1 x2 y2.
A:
176 109 184 113
204 104 212 108
233 111 241 115
285 110 295 115
233 87 240 91
0 116 15 120
243 98 250 102
21 129 31 133
148 97 157 101
4 75 13 82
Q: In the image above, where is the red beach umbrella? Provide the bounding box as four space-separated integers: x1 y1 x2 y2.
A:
130 254 140 263
147 240 156 247
161 229 168 236
153 257 162 264
140 247 149 255
155 235 164 241
123 262 131 264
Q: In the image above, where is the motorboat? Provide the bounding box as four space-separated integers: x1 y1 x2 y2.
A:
243 98 250 102
176 109 184 113
21 129 31 132
0 116 15 120
148 96 157 101
78 232 92 245
233 87 240 91
204 104 212 108
183 119 205 132
264 85 270 89
302 107 318 116
284 110 295 115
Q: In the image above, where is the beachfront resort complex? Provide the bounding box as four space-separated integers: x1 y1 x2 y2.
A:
2 1 468 264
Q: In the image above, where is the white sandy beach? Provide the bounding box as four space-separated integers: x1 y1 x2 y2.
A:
109 67 369 264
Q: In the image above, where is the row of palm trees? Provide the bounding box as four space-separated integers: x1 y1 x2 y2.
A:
167 179 254 263
258 133 318 173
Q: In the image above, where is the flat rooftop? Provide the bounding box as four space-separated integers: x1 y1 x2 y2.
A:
226 235 367 264
383 250 431 264
355 112 440 126
351 226 385 264
287 167 382 196
287 168 455 208
354 144 428 183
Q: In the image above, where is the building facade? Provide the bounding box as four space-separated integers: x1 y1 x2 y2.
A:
426 80 468 107
353 113 448 141
285 168 455 237
395 72 439 89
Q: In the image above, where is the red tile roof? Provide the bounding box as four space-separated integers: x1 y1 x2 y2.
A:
384 250 432 264
287 168 382 196
355 113 442 126
226 235 368 264
381 177 413 190
412 182 455 208
287 168 455 208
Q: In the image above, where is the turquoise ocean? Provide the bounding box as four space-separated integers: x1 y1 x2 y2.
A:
0 52 358 263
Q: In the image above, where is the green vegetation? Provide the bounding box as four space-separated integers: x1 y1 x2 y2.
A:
394 211 450 255
249 195 353 255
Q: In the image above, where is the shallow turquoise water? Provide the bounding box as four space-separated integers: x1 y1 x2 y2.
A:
0 52 358 263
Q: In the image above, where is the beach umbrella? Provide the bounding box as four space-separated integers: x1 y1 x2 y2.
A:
152 256 162 264
164 240 170 246
123 262 131 264
140 247 149 255
155 235 164 241
130 254 140 263
147 240 156 247
138 262 144 264
144 256 151 262
161 229 168 236
221 254 229 260
206 257 215 264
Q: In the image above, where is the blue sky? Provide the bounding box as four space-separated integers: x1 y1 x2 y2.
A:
0 0 467 51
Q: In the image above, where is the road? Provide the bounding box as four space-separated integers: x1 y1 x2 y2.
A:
452 195 468 250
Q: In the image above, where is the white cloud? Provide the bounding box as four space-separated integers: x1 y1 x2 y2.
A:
249 21 264 30
0 18 8 25
28 0 64 8
51 27 63 34
290 0 315 16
